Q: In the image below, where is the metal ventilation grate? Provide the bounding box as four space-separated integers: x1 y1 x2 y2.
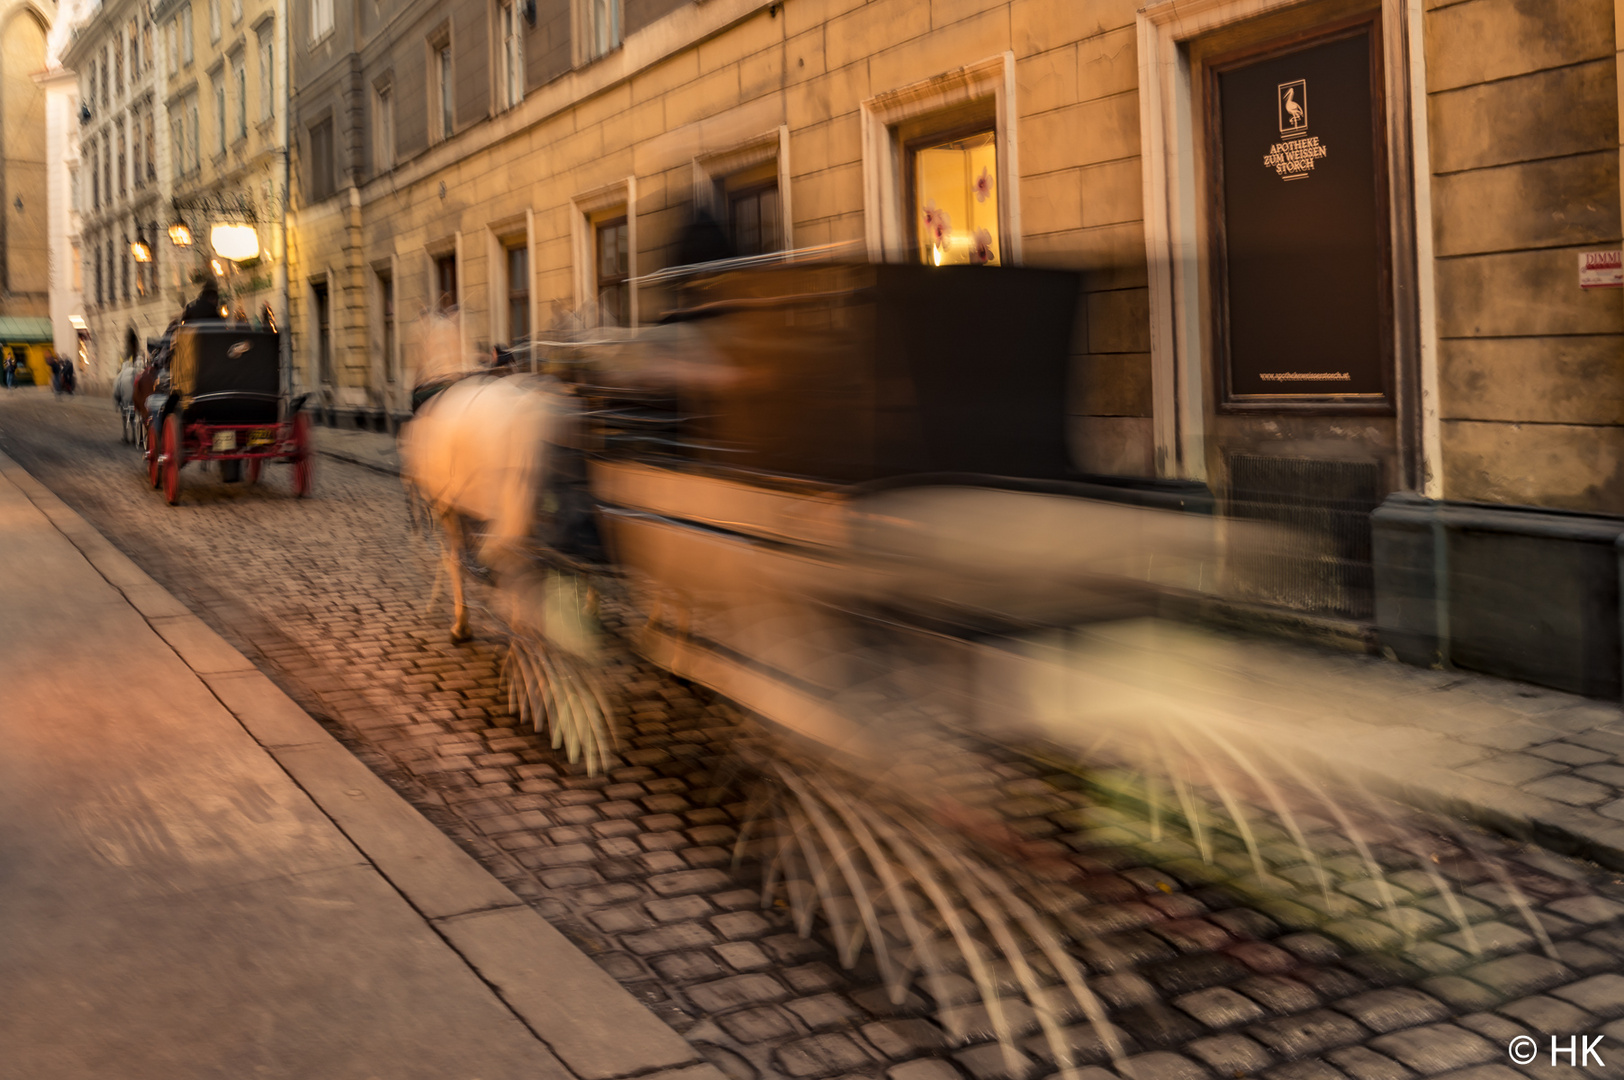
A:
1224 453 1381 620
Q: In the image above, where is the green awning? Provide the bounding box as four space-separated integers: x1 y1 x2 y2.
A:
0 317 54 343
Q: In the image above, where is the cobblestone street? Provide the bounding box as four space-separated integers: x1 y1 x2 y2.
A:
9 388 1624 1080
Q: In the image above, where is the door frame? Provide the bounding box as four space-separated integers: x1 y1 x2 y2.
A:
1137 0 1439 491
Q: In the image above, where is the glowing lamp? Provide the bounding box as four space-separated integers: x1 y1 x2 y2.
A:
210 223 259 262
210 258 227 278
168 221 193 246
130 239 152 263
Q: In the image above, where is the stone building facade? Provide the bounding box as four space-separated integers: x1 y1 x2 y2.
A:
284 0 1624 695
0 0 54 381
154 0 288 329
61 0 174 381
60 0 287 381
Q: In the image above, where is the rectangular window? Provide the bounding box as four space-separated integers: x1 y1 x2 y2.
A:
101 46 109 106
586 0 621 61
142 20 152 73
312 281 332 383
309 117 334 201
506 244 529 343
131 109 142 189
909 127 999 266
69 164 80 212
171 117 184 179
181 5 193 65
435 43 453 140
231 0 242 23
166 20 177 74
214 74 226 155
145 110 155 179
117 122 127 198
379 271 396 383
233 58 246 139
311 0 334 41
208 0 220 41
121 235 130 301
373 84 393 171
434 252 457 311
95 240 103 304
102 131 111 203
188 96 200 171
595 216 628 327
91 144 100 209
727 183 780 258
128 20 139 79
499 2 523 110
258 34 274 121
114 38 123 95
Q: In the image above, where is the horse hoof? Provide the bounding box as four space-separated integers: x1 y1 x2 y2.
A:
450 627 472 644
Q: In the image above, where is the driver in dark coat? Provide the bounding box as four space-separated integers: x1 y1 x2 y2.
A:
180 281 224 323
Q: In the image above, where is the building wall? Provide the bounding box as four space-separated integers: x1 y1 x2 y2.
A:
291 0 1160 453
62 0 175 383
3 3 51 319
39 67 83 364
1424 0 1624 513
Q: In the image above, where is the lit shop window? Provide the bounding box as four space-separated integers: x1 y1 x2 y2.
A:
911 129 998 267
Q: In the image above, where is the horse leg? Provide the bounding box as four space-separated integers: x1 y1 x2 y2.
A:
440 509 472 643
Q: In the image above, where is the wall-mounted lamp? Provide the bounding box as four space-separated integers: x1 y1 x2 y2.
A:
168 221 193 246
130 238 153 263
210 257 227 278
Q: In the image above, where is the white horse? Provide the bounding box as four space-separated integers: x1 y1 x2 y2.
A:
400 372 580 642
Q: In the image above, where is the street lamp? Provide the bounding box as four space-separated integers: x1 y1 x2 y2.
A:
168 220 193 247
210 222 260 262
130 238 153 263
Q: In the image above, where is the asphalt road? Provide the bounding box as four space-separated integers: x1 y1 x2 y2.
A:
6 386 1624 1080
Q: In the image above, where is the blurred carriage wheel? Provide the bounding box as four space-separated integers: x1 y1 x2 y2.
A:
291 413 313 498
146 418 162 488
246 457 262 484
162 415 183 506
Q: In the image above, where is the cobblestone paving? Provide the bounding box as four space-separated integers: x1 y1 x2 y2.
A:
8 390 1624 1080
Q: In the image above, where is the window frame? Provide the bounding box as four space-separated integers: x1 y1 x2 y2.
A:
208 0 221 42
311 279 333 384
372 79 394 172
593 216 629 328
901 119 1000 267
433 251 458 312
213 72 227 156
310 0 334 43
232 54 247 140
497 0 524 111
859 53 1021 265
308 116 335 202
180 4 194 65
576 0 622 64
504 241 529 344
431 33 454 142
257 30 275 122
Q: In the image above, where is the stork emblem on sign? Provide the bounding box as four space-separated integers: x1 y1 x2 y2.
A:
1278 79 1308 135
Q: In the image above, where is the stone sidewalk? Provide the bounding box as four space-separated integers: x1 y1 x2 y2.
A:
0 443 723 1080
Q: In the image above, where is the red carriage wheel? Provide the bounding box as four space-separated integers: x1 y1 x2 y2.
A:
290 412 312 498
247 456 262 484
162 415 184 506
146 417 162 488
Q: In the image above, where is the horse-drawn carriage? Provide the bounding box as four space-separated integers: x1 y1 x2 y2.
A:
141 324 312 505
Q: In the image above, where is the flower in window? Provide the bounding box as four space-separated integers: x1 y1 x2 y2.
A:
974 166 993 203
971 228 994 265
922 200 951 245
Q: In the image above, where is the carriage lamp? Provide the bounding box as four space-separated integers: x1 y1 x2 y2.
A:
130 239 153 263
210 223 259 262
168 221 193 246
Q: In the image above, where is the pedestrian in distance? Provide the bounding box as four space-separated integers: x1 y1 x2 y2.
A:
2 351 15 389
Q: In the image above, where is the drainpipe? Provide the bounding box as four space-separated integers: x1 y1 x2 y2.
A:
276 0 291 400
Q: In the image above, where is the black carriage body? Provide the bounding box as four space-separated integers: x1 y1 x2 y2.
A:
170 325 282 425
622 263 1206 513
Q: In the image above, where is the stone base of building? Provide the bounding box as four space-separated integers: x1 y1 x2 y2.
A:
1373 494 1624 700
